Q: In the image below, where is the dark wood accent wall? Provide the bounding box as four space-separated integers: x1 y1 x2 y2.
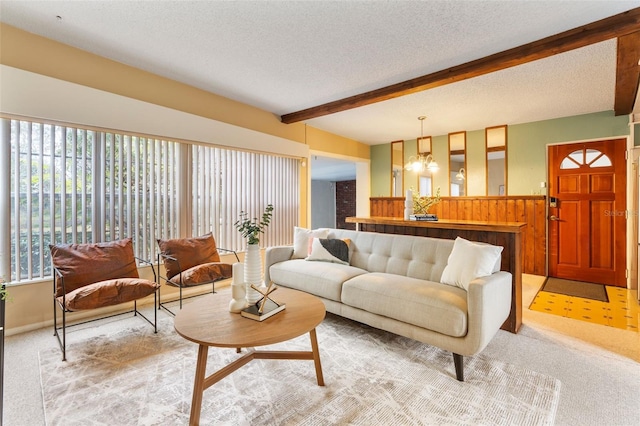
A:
370 196 546 276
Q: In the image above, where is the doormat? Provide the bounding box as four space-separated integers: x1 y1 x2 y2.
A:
541 277 608 302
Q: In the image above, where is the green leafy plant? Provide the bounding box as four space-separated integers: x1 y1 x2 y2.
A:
411 187 441 215
234 204 274 245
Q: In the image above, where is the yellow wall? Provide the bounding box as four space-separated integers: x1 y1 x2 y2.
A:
0 24 369 162
0 24 303 142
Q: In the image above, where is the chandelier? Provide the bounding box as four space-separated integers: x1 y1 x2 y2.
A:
456 168 466 180
404 116 439 173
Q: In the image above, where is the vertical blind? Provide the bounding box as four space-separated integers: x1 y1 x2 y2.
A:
2 118 299 283
191 146 298 251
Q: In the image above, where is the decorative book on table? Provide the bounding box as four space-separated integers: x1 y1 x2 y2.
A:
240 298 286 321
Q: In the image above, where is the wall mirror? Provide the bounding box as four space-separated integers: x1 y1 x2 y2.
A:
417 136 433 196
486 125 507 196
449 132 466 196
391 140 404 196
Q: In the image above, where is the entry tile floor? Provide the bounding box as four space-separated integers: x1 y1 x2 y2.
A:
529 286 639 332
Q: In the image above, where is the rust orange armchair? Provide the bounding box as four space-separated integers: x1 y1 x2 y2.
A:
156 233 238 314
50 238 160 361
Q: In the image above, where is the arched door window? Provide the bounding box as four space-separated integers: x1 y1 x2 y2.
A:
560 148 612 169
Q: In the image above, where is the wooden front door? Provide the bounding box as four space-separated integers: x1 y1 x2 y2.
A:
548 139 627 287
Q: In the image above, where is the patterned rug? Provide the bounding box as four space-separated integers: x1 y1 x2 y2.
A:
39 315 561 425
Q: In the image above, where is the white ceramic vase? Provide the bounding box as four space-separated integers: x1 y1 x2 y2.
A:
244 243 263 305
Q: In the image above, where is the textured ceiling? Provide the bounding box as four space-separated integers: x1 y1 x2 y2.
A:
1 0 639 181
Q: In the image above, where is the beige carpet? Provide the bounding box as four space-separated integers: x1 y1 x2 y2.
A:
39 315 561 425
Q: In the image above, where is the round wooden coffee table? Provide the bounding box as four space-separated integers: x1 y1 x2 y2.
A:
174 286 326 426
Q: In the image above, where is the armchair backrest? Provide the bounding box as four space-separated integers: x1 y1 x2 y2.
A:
50 238 139 297
157 233 221 279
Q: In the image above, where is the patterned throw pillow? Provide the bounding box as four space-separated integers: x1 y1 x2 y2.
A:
292 227 330 259
305 238 350 265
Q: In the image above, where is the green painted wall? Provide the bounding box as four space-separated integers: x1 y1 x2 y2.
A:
370 110 630 197
635 123 640 146
508 111 628 195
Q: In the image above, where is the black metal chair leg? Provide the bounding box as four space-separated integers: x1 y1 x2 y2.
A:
154 291 158 333
61 306 67 362
53 298 57 337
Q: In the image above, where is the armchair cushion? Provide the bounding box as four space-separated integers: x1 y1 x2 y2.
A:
167 262 232 286
157 233 221 280
50 238 139 297
58 278 160 311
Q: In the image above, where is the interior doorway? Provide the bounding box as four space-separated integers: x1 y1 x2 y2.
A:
310 155 358 229
547 139 627 287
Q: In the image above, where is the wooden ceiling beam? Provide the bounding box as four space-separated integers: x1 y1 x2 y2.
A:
614 30 640 115
281 7 640 124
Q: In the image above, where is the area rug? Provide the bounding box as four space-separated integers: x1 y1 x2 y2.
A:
39 315 561 426
542 277 608 302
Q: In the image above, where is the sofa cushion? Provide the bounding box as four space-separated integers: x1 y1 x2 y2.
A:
292 227 330 259
327 229 454 282
306 238 350 265
167 262 232 286
342 272 468 337
269 259 367 302
58 278 160 311
441 237 503 290
157 233 221 280
50 238 140 297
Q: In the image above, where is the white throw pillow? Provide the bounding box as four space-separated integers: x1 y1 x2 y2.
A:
292 227 329 259
441 237 503 291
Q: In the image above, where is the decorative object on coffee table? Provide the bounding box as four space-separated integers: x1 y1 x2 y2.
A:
235 204 274 304
241 282 285 321
229 263 247 313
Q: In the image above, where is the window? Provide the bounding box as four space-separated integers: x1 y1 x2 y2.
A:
191 145 299 251
1 118 299 283
560 148 612 169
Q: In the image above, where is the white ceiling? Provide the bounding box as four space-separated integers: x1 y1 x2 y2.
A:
1 0 639 182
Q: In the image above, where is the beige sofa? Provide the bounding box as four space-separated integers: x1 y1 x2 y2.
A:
264 228 512 381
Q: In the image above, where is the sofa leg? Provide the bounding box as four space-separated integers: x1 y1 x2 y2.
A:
453 353 464 382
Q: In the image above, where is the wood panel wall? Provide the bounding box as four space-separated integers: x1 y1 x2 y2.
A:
370 196 547 276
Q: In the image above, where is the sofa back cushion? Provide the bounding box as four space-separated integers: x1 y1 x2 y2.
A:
328 229 455 283
50 238 140 297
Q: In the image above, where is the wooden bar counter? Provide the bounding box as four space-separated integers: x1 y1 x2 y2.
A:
346 216 526 334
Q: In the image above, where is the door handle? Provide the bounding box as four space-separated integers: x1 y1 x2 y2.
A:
549 215 560 221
